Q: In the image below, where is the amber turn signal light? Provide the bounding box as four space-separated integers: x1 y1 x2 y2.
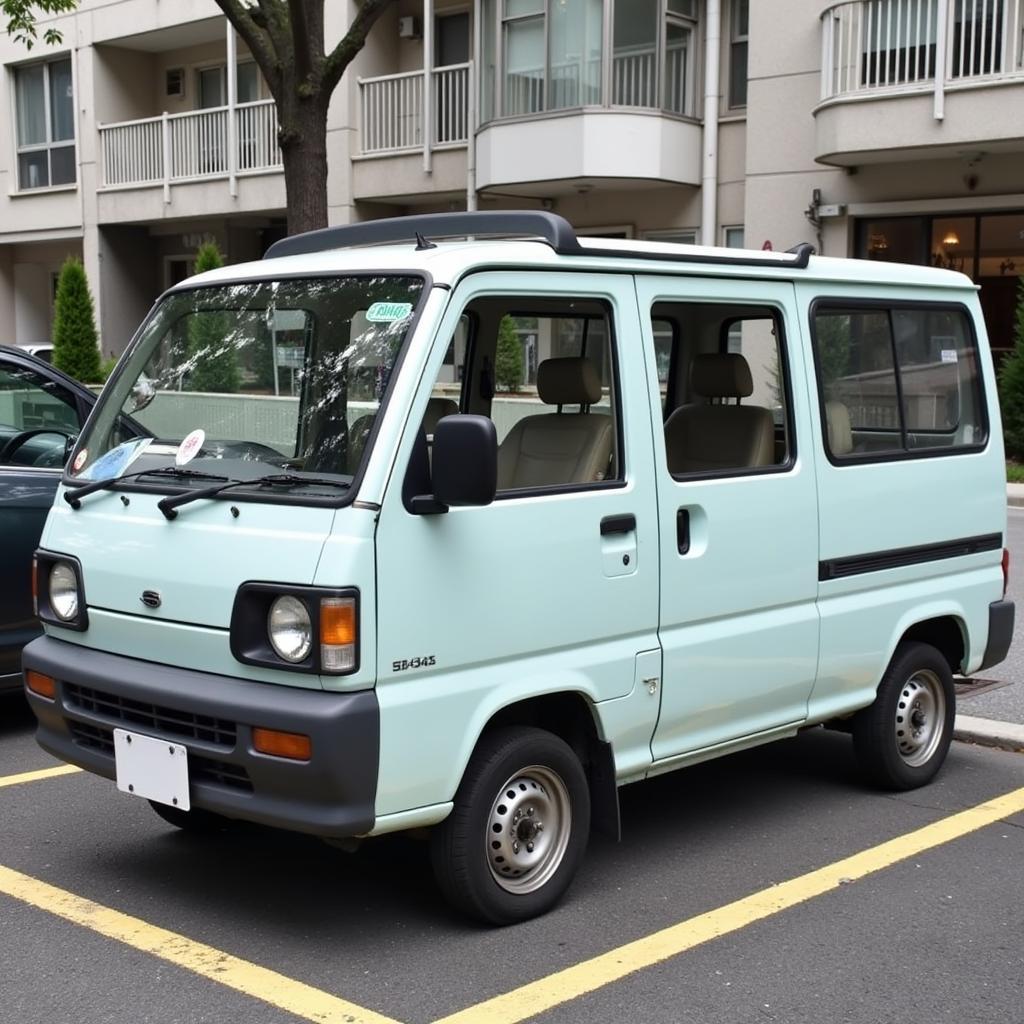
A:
252 727 311 761
25 670 56 700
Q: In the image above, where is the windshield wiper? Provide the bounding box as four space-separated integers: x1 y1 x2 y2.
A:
157 473 351 520
64 466 229 509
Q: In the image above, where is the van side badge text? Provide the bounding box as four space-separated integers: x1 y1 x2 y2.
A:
392 656 436 672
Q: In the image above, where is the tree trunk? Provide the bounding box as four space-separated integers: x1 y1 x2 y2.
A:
278 98 330 236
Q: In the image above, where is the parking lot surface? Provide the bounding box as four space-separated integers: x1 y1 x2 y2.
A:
2 697 1022 1024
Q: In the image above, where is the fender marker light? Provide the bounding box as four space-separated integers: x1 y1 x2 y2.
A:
252 727 311 761
320 597 356 673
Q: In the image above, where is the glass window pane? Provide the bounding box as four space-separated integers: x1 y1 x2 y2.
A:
814 309 903 457
0 365 79 436
664 22 691 114
504 0 543 15
18 150 49 189
50 144 76 186
667 0 696 16
15 64 47 147
49 58 74 141
930 217 975 273
729 40 748 106
892 307 986 448
858 217 927 265
733 0 749 37
724 226 745 248
236 62 259 103
613 0 658 107
199 67 224 109
504 17 545 114
548 0 603 109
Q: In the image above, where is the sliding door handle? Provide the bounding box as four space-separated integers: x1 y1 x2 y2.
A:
677 508 690 554
600 514 636 536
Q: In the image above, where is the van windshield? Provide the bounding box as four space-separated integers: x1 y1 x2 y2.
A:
71 275 424 499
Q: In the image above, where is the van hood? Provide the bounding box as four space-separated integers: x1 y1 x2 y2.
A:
41 491 335 629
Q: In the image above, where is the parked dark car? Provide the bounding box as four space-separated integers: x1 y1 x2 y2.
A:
0 346 112 692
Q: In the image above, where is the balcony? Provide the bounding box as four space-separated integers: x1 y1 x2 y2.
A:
816 0 1024 165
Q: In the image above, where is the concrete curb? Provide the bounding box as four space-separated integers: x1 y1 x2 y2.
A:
1007 484 1024 507
954 714 1024 753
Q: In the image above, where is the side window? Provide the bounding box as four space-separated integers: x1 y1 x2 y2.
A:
812 303 987 460
652 317 675 413
425 297 621 493
653 302 791 477
0 364 81 467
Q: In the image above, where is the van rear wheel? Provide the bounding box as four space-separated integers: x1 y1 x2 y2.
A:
430 727 590 925
853 641 955 790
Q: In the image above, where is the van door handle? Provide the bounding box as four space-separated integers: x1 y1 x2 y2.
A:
601 514 636 536
677 508 690 554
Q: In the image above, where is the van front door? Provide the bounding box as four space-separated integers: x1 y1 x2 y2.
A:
635 277 820 764
371 272 661 817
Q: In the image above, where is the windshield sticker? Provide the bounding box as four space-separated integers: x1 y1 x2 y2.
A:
77 438 152 481
940 349 958 363
176 429 206 467
365 301 413 323
72 449 89 475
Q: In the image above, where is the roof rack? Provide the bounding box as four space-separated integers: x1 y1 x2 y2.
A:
263 211 815 269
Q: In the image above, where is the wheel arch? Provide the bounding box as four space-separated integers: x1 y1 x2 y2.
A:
481 692 620 839
894 613 967 674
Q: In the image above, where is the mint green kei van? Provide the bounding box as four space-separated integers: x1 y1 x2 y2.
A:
23 213 1014 923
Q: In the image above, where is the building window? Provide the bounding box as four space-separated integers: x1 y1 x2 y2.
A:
198 61 261 109
14 56 75 190
612 0 696 115
643 228 698 244
482 0 696 120
723 226 745 248
728 0 748 107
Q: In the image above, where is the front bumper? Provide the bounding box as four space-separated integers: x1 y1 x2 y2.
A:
22 635 379 838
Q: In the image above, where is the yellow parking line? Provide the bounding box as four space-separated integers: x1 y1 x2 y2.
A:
0 864 401 1024
435 785 1024 1024
0 764 81 789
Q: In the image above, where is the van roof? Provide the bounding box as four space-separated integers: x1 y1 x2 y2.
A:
179 212 975 294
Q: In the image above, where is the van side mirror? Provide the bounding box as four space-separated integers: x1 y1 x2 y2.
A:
411 415 497 515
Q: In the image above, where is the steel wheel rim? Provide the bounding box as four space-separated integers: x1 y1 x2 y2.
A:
486 764 572 894
894 669 946 767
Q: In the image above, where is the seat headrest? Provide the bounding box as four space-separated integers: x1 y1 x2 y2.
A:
825 400 853 456
537 357 602 407
691 353 754 399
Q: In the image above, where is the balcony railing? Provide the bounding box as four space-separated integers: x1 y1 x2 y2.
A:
359 63 470 155
822 0 1024 100
99 99 282 191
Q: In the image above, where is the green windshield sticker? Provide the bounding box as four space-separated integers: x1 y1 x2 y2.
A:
366 301 413 322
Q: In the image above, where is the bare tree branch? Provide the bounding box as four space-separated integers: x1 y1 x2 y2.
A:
322 0 396 94
213 0 282 96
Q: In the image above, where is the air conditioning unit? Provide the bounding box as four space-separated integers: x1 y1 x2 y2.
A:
398 16 421 39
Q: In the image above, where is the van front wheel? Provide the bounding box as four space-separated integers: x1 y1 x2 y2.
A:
430 727 590 925
853 641 955 790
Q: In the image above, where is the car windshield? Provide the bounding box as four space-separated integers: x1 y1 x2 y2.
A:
71 275 424 498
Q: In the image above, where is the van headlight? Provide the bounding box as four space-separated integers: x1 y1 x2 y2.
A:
34 552 88 631
231 584 360 675
268 595 313 663
49 562 80 621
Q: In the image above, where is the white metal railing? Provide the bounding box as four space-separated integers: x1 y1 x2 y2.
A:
822 0 1024 99
359 64 470 154
99 99 281 190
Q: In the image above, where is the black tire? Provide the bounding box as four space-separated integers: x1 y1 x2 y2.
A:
148 800 233 833
852 641 956 790
430 726 590 925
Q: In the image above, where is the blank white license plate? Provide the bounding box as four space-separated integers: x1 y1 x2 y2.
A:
113 728 190 811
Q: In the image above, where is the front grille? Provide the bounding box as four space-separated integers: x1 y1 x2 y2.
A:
65 683 237 747
68 721 252 793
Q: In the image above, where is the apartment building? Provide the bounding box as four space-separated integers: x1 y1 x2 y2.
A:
1 0 1022 360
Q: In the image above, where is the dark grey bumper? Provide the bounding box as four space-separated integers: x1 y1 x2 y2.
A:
978 600 1015 672
22 635 379 838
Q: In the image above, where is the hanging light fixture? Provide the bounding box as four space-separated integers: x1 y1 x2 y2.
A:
942 230 960 246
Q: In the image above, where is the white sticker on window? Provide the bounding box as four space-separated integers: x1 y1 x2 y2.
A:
365 301 413 323
176 429 206 466
940 350 958 363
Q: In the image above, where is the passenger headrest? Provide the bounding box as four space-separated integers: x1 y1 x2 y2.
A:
537 357 602 407
690 353 754 399
825 400 853 456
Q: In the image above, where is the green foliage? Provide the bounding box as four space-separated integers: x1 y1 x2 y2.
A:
52 257 102 384
187 241 240 393
495 315 524 393
998 278 1024 459
2 0 77 48
99 356 118 382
